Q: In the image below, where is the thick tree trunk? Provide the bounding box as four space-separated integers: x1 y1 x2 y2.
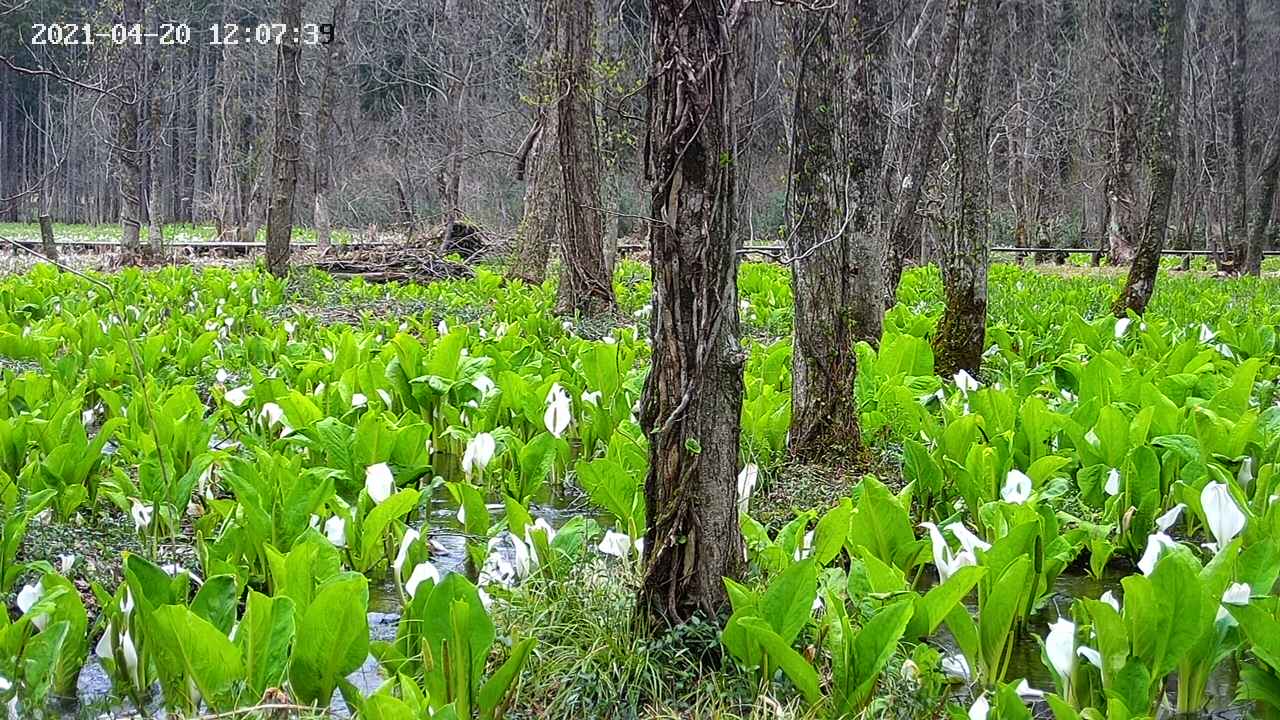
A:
1230 0 1250 273
883 0 965 308
553 0 616 316
932 0 993 379
313 0 348 255
785 0 882 460
115 0 143 264
509 0 559 284
265 0 305 277
1114 0 1187 316
1103 3 1142 266
639 0 747 627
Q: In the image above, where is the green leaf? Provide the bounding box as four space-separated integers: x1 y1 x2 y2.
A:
907 564 985 639
149 605 244 712
478 637 536 719
237 591 296 699
737 616 821 704
358 488 421 569
289 574 370 706
760 557 817 644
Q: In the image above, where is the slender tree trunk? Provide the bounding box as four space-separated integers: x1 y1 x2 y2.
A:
115 0 144 264
1114 0 1187 316
932 0 993 379
38 214 57 264
509 0 559 284
265 0 305 277
883 0 966 308
147 49 164 255
785 0 882 460
639 0 748 627
313 0 348 255
554 0 616 316
1249 137 1280 268
1230 0 1250 272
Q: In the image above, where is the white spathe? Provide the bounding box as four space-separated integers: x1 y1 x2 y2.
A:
1045 618 1076 692
462 433 496 477
1200 482 1246 553
365 463 395 504
1155 503 1186 532
130 499 154 531
954 369 981 394
17 582 48 630
737 464 759 515
1104 468 1121 496
922 522 978 582
1001 469 1032 504
394 527 420 579
1138 532 1177 576
324 515 347 547
598 530 634 558
405 562 441 598
544 384 572 438
1114 317 1132 338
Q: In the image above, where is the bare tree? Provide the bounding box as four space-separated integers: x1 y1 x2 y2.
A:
1101 1 1145 266
1115 0 1188 316
313 0 350 254
554 0 617 315
639 0 749 626
785 0 883 459
146 37 164 255
266 0 306 277
1230 0 1250 271
509 0 559 285
932 0 994 377
883 0 965 307
115 0 144 263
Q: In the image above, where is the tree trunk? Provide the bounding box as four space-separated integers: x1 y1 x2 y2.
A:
638 0 748 627
883 0 966 308
265 0 305 277
785 0 882 460
313 0 349 255
1248 138 1280 269
509 0 559 284
147 47 164 255
1229 0 1249 273
1114 0 1187 316
38 214 57 264
115 0 144 264
553 0 616 316
1103 2 1142 265
932 0 993 379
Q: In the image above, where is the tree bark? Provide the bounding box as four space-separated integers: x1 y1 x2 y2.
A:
1102 2 1143 266
883 0 966 308
785 0 882 460
313 0 348 255
932 0 993 379
115 0 144 264
639 0 748 627
146 45 164 255
265 0 305 277
509 0 559 285
38 214 58 264
553 0 617 316
1114 0 1187 316
1249 137 1280 268
1230 0 1250 272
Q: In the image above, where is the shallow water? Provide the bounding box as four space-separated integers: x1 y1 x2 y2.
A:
59 481 594 717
